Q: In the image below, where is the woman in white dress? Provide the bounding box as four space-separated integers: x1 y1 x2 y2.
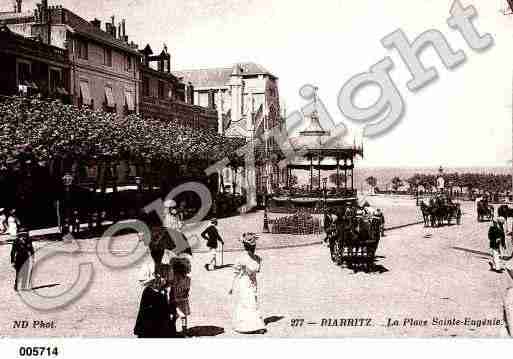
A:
229 232 266 334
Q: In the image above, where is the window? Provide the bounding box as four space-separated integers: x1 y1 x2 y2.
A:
104 86 115 108
104 48 112 67
143 77 150 97
158 81 165 99
125 91 135 112
79 81 91 107
49 69 62 94
17 61 31 86
76 39 88 60
125 54 132 72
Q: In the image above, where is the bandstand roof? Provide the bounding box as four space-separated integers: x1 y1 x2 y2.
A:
287 106 363 159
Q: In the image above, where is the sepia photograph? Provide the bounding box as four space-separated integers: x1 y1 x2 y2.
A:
0 0 512 350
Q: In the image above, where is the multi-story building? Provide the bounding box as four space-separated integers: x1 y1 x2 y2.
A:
2 0 140 116
1 0 219 128
174 63 283 198
139 44 217 130
174 62 281 138
0 24 70 99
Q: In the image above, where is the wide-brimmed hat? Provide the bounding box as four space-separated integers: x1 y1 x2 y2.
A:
164 199 176 208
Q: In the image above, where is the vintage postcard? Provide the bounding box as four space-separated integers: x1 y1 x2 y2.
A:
0 0 512 346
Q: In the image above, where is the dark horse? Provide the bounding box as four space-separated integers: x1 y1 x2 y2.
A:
420 201 432 227
477 199 494 222
498 204 513 221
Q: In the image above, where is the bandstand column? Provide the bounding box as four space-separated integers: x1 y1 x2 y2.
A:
350 158 354 191
310 156 313 191
336 158 340 190
344 158 348 190
318 155 321 189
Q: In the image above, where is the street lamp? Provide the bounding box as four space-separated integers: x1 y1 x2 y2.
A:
415 179 420 206
322 177 328 210
135 176 143 192
262 175 269 233
62 173 73 234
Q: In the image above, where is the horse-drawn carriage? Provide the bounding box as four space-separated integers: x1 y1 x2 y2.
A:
327 204 382 272
419 194 461 227
476 198 494 222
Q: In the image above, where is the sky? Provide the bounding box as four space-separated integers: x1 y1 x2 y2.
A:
4 0 513 168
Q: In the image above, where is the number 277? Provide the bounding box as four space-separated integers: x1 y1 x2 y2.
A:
290 319 304 327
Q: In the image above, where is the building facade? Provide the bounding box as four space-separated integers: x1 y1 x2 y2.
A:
174 62 282 138
0 24 70 99
139 44 217 130
2 1 141 116
1 0 219 128
174 63 283 198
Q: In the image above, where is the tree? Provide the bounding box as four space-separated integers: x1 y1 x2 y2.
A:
391 176 403 192
365 176 377 188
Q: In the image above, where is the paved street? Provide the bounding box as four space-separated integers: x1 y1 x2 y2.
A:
0 198 511 338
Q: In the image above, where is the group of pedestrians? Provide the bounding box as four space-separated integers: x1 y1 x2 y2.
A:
135 226 192 338
134 205 267 337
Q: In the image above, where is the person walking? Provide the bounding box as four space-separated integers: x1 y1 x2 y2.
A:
134 273 177 338
6 209 20 241
201 219 224 270
10 228 34 291
489 217 506 272
170 256 191 337
0 208 7 234
229 233 266 334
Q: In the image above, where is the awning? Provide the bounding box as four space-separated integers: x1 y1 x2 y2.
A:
105 86 115 107
125 91 135 111
79 81 91 105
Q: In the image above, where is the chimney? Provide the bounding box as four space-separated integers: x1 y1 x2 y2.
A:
121 19 126 39
91 18 101 29
110 15 115 36
117 22 121 39
14 0 22 13
106 22 112 34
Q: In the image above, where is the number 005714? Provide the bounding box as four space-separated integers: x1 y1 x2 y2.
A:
19 347 59 356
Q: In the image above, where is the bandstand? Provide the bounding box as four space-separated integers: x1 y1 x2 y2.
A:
266 99 363 235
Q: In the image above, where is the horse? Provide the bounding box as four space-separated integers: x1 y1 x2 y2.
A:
477 199 494 222
420 201 431 227
498 204 513 221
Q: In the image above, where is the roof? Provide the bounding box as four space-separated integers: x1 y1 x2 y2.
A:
174 62 277 88
0 11 33 21
62 9 141 56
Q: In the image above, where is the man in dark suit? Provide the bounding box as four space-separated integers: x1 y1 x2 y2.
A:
201 219 224 270
11 229 34 291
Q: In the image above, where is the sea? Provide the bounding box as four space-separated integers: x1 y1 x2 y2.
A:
293 166 512 190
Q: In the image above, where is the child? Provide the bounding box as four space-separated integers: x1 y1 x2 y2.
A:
170 256 191 337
